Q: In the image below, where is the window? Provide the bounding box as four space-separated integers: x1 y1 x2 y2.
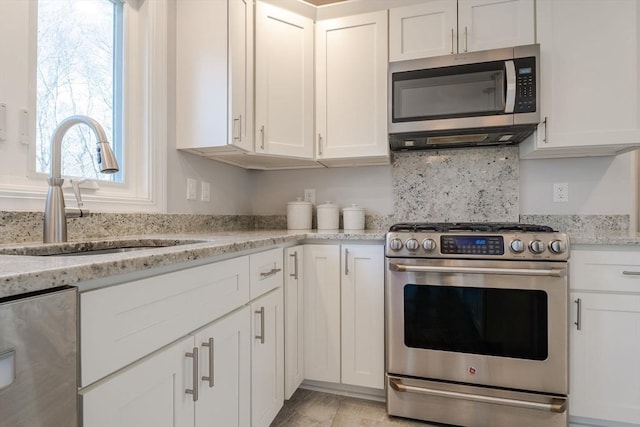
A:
36 0 123 182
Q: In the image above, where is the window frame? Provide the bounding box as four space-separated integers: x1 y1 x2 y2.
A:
0 0 166 213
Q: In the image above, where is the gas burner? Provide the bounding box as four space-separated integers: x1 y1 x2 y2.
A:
388 222 556 233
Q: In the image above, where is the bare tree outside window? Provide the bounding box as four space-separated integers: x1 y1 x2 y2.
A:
36 0 122 181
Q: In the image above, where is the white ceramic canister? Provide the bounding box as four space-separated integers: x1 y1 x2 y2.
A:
316 201 339 230
342 204 365 230
287 197 312 230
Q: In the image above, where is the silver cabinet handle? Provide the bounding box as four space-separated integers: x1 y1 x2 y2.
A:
318 133 323 155
344 248 350 276
623 271 640 276
260 266 282 279
260 125 265 150
574 298 582 331
504 60 516 113
542 117 548 144
201 338 214 388
389 263 566 277
255 307 265 344
389 378 567 413
451 28 454 54
233 115 242 141
464 26 468 52
290 251 298 279
185 347 199 401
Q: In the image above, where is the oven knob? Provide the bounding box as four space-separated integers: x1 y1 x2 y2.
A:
549 239 567 254
509 239 525 253
389 238 403 251
422 238 436 251
405 238 419 252
529 239 546 254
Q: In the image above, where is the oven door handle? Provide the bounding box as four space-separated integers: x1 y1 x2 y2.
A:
389 378 567 413
388 263 566 277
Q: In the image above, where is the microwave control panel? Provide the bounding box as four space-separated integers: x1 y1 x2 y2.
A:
513 57 536 113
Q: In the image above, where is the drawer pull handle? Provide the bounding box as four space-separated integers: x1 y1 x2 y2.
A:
290 252 298 279
185 347 199 401
623 271 640 276
260 267 282 279
574 298 582 331
255 307 265 344
201 338 214 388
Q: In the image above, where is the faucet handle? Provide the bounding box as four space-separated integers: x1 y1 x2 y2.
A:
69 178 89 208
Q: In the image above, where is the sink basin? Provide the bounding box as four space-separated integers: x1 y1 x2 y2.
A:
0 238 206 257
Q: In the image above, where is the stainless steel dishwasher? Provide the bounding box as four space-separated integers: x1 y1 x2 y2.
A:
0 286 77 427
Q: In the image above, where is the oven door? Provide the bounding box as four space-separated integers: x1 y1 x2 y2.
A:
385 257 568 395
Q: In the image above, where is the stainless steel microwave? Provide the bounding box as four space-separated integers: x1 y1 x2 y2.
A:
389 44 540 151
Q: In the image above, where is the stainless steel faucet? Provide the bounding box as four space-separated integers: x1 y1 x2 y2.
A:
43 115 120 243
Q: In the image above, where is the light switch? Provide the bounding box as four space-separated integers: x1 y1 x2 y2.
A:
0 103 6 141
201 181 210 202
186 178 197 200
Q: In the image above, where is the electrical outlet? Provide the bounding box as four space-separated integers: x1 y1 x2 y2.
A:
186 178 197 200
201 181 210 202
553 182 568 203
304 188 316 205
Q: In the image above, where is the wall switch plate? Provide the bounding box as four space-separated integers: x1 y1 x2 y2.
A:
304 188 316 205
201 181 210 202
0 103 6 141
187 178 197 200
553 182 569 202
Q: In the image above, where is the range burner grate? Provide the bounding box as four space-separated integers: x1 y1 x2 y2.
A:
388 222 556 233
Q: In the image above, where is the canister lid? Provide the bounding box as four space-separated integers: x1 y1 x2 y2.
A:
342 204 364 212
317 201 338 209
287 197 312 206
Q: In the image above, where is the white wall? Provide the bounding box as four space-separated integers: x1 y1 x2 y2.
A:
251 151 637 218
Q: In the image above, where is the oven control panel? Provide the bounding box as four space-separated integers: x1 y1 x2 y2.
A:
441 235 504 255
386 232 569 260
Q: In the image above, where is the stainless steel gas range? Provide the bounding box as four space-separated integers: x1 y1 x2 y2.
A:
385 222 570 427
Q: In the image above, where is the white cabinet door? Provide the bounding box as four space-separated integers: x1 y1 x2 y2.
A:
389 1 457 61
316 11 389 166
251 287 284 427
457 0 534 53
228 0 254 152
193 307 251 427
389 0 533 61
176 0 252 152
520 0 640 159
80 336 195 427
284 246 305 399
570 292 640 425
303 244 341 383
341 245 385 390
255 2 314 159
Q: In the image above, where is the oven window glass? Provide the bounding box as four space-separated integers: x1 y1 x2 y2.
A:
393 61 506 122
404 285 548 360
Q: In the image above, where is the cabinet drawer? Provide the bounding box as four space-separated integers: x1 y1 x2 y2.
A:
250 248 283 299
570 248 640 293
80 256 250 387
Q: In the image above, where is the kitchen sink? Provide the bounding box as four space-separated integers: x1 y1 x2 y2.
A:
0 238 206 257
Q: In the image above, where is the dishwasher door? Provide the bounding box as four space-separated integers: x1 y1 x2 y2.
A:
0 286 77 427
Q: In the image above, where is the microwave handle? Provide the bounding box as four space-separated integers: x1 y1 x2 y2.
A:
504 60 516 113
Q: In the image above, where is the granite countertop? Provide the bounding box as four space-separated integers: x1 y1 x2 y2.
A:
0 230 385 298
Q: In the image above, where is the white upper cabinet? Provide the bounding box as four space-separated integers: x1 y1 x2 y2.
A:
176 0 253 154
255 2 314 160
316 10 390 166
520 0 640 159
389 0 534 61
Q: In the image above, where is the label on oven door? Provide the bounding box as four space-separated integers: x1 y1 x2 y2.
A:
441 235 504 255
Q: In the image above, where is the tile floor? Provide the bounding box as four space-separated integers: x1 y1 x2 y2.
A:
270 389 435 426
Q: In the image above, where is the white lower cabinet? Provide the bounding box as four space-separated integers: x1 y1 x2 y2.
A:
80 307 251 427
251 287 285 427
284 246 305 399
80 335 195 427
569 247 640 426
303 243 385 390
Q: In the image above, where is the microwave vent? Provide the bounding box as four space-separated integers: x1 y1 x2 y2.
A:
426 134 488 145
